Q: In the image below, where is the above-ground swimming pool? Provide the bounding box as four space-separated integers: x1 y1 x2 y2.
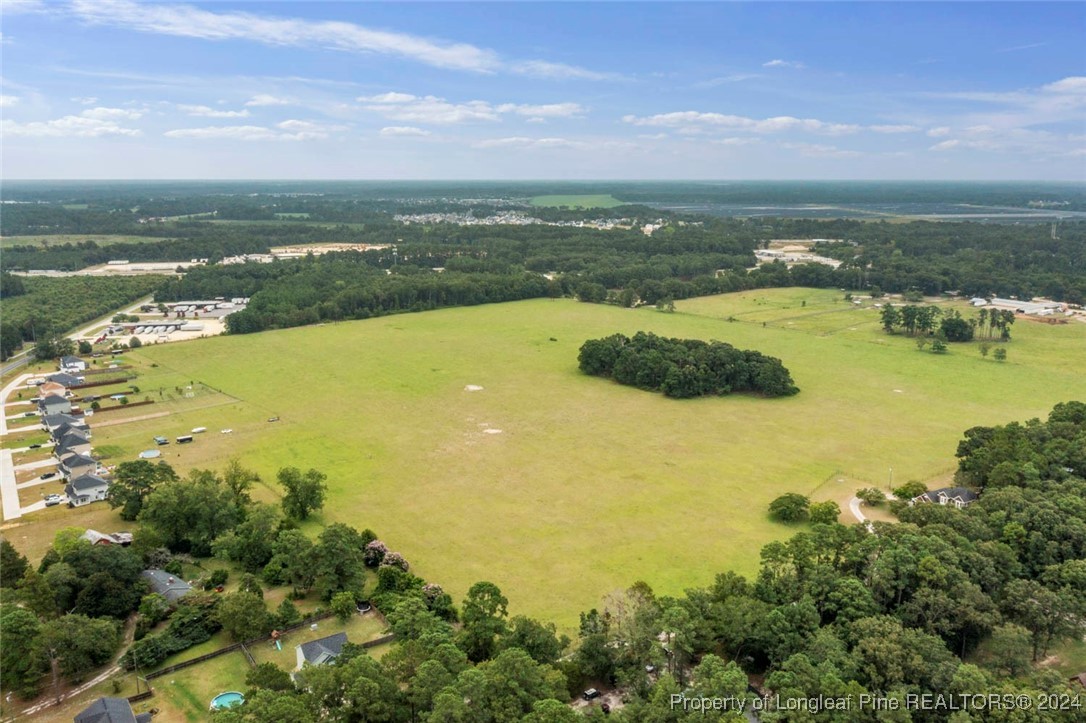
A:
210 691 245 710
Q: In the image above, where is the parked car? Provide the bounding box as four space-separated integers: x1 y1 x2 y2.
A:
583 689 601 701
40 472 57 480
44 494 63 506
28 443 42 449
267 416 279 422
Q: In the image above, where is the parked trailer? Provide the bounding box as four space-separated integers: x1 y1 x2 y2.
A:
176 435 194 444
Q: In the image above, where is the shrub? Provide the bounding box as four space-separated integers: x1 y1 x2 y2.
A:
856 488 886 506
769 493 810 522
808 501 841 525
380 551 410 572
331 591 356 622
364 540 388 568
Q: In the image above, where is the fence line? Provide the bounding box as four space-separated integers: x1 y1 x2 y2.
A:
144 610 338 680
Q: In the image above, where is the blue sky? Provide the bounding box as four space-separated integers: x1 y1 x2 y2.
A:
1 1 1083 180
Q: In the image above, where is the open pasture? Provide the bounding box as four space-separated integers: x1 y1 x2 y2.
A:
530 194 625 209
101 290 1086 631
0 234 169 249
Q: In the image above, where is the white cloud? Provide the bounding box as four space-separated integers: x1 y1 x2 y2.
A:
692 74 761 88
363 92 421 104
474 136 584 150
510 60 619 81
82 106 143 120
623 111 859 135
2 115 141 138
358 93 583 125
781 142 860 158
0 95 19 107
71 96 99 105
496 102 584 118
763 59 805 69
930 140 961 151
870 124 921 134
927 126 952 137
164 119 342 141
379 126 431 137
178 104 250 118
69 0 501 73
1042 76 1086 94
245 94 293 107
712 137 761 146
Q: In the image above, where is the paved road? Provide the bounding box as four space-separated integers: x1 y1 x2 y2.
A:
848 496 875 533
0 449 20 521
1 294 153 376
0 373 36 521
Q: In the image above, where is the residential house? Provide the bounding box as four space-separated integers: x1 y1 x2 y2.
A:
48 372 85 388
81 529 133 546
74 696 151 723
38 394 72 416
42 413 86 433
65 474 109 507
51 421 90 443
296 632 348 670
909 486 979 509
141 569 192 603
37 381 69 399
60 452 98 481
54 430 93 459
59 355 87 373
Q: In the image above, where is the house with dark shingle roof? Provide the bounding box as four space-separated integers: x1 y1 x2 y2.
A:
73 696 151 723
51 421 91 443
38 394 72 416
48 372 85 388
42 413 86 433
60 453 98 481
909 486 979 509
296 632 348 670
54 431 93 460
65 474 109 507
60 355 87 373
141 569 192 602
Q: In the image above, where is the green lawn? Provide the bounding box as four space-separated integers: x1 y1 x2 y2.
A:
91 290 1086 633
530 194 625 209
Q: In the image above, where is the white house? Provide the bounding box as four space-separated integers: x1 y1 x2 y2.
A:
59 355 88 373
65 474 109 507
909 486 979 509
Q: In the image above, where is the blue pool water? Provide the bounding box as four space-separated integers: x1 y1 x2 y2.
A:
210 692 245 710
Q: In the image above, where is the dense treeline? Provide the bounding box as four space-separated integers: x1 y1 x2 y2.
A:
579 332 799 398
0 275 164 360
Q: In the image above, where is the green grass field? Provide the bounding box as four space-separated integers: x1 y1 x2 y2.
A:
82 290 1086 632
530 194 625 209
0 234 170 249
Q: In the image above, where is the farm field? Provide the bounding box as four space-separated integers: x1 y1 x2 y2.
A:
0 234 171 249
530 194 625 208
82 289 1086 632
